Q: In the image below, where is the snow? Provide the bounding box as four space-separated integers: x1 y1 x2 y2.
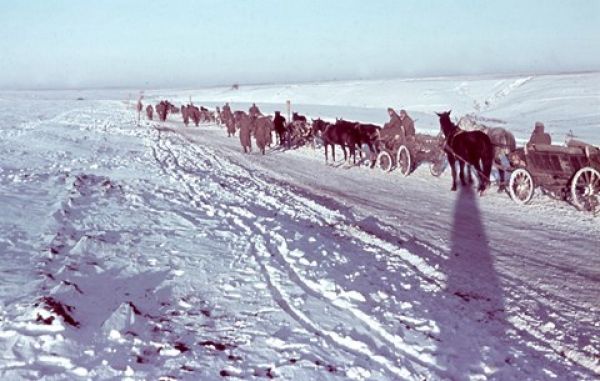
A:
0 73 599 380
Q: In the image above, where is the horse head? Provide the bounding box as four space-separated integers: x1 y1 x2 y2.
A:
436 110 456 138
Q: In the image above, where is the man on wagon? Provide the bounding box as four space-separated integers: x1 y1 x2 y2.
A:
380 108 415 149
528 121 552 145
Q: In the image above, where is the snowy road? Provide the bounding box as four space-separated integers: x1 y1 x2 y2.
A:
0 76 599 380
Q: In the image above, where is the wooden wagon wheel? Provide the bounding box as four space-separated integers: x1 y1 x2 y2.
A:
377 151 394 172
571 167 600 213
429 152 447 177
508 168 535 204
396 145 412 176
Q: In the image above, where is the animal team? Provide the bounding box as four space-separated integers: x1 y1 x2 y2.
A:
138 99 566 196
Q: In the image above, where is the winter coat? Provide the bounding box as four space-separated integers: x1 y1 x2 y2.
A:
181 106 190 126
237 115 253 149
254 117 272 151
381 113 404 142
401 115 415 138
529 125 551 145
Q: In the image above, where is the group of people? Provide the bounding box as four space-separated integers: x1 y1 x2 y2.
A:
218 103 310 152
193 102 420 156
140 97 560 160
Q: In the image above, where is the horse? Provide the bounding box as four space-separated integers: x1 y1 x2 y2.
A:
436 111 494 194
458 115 516 191
354 122 381 167
311 119 359 165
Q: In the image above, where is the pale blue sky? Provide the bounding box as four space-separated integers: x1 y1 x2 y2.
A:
0 0 598 89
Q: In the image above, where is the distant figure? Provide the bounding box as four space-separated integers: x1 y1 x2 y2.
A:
235 111 253 153
249 103 261 118
222 103 234 135
189 106 201 126
273 111 287 146
216 106 222 125
181 105 189 126
146 105 154 120
528 122 551 145
222 102 232 116
254 118 273 155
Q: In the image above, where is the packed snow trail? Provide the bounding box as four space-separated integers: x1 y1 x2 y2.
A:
164 121 599 380
0 77 598 380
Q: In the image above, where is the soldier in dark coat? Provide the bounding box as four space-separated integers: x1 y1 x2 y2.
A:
528 122 552 145
181 105 190 126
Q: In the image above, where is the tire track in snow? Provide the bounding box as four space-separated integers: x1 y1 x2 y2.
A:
155 123 599 379
148 127 453 379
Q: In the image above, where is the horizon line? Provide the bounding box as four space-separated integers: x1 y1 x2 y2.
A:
2 69 599 93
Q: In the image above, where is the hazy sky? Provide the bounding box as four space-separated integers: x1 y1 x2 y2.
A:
1 0 599 89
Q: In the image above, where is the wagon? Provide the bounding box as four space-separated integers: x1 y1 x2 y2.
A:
376 133 447 177
507 142 600 213
287 120 313 148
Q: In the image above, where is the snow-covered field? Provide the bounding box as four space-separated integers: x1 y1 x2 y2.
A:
0 73 599 380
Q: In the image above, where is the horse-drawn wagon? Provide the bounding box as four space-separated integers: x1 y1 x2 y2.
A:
507 141 600 213
376 133 447 177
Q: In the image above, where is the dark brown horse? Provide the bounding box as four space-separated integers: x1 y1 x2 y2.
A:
437 111 494 194
354 122 381 167
312 119 360 164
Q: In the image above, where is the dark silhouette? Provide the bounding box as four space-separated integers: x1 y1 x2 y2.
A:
437 111 493 194
354 122 381 167
273 111 287 146
312 118 359 164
